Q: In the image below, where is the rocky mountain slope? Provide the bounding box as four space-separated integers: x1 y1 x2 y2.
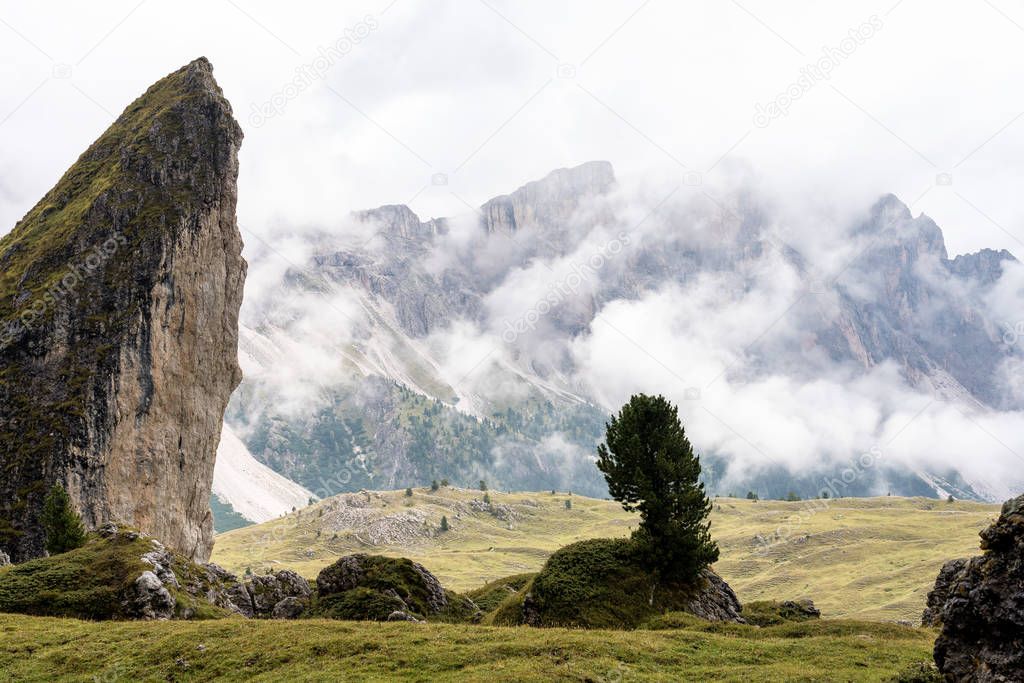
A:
0 58 245 562
212 424 314 526
228 161 1021 503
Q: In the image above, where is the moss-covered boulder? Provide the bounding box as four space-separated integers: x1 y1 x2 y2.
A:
0 526 242 620
311 554 480 623
493 538 744 629
467 572 536 615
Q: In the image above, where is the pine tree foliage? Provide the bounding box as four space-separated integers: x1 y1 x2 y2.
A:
596 394 718 580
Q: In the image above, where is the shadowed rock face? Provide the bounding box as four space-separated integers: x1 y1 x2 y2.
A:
932 494 1024 680
0 57 245 562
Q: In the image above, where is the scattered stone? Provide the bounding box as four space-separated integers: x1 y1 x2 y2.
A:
932 494 1024 680
386 610 420 622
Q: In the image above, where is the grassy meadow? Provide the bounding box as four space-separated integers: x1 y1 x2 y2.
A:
212 488 998 623
0 613 936 682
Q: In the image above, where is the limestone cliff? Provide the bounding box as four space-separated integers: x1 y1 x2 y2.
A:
0 57 245 562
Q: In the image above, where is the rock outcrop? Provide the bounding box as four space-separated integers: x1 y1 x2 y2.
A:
0 57 245 562
931 494 1024 680
316 553 449 616
921 558 968 627
312 553 480 622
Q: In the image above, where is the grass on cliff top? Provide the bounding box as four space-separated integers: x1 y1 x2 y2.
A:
0 613 936 682
212 489 998 623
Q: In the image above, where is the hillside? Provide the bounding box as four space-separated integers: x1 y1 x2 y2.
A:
0 613 936 682
212 489 999 622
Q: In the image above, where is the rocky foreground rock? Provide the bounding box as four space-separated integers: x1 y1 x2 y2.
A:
313 553 480 622
0 57 245 562
926 494 1024 681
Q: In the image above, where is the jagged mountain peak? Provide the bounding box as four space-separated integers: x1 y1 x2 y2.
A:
480 160 615 235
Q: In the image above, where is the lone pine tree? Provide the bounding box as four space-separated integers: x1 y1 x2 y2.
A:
596 393 718 581
40 483 86 555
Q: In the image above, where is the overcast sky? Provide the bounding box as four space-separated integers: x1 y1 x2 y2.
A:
2 0 1024 258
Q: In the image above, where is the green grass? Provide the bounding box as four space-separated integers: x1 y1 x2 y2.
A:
213 490 998 622
0 530 233 621
0 533 149 619
0 613 935 682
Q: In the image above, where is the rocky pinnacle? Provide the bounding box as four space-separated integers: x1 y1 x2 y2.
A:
0 57 245 562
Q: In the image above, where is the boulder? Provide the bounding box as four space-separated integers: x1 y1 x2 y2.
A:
271 596 309 620
249 570 312 617
0 550 9 567
932 494 1024 681
682 569 745 623
316 554 448 615
508 538 746 629
125 571 175 620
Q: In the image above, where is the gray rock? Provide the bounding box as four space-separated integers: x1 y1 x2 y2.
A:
125 571 175 620
0 550 9 567
270 596 308 620
248 570 312 616
316 554 449 616
921 558 968 626
681 569 746 624
141 549 180 589
386 610 420 622
933 494 1024 681
316 555 366 596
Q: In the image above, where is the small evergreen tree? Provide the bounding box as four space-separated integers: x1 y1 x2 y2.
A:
441 478 449 487
596 394 718 581
405 487 413 497
431 480 439 491
746 490 758 500
439 515 449 532
483 493 491 505
40 483 86 555
479 479 487 492
564 499 572 510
